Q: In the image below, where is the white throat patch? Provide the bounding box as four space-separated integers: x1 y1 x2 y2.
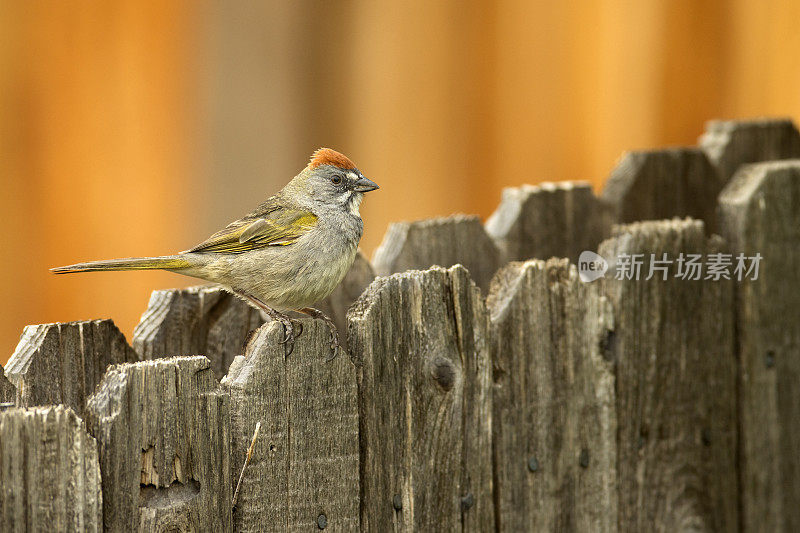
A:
346 192 363 216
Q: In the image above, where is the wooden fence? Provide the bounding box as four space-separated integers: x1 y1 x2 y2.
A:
1 118 799 532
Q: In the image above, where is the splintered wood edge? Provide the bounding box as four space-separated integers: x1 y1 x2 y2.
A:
605 217 705 241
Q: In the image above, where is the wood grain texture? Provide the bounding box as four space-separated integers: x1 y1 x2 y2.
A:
0 364 13 404
372 215 502 291
314 251 376 351
599 219 737 532
132 285 264 380
602 148 724 233
485 182 613 265
487 258 616 532
718 160 800 532
348 265 494 531
85 356 231 532
699 118 800 182
0 406 102 532
222 320 359 532
4 320 138 416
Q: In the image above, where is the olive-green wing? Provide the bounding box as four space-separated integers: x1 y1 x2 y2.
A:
185 202 318 254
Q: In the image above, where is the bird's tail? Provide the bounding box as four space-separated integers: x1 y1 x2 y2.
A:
51 255 192 274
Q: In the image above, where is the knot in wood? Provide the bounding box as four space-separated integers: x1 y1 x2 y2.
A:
430 356 456 391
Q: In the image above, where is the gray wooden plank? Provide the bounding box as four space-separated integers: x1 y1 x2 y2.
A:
372 215 502 291
599 219 737 532
718 160 800 532
486 181 613 265
348 265 494 531
222 319 359 532
85 356 231 532
0 405 102 532
132 285 264 380
4 319 138 417
699 118 800 182
487 258 616 532
602 148 723 233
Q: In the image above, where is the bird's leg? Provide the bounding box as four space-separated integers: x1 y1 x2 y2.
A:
297 307 340 361
233 290 301 357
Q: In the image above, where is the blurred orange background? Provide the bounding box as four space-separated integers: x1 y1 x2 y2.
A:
2 0 799 365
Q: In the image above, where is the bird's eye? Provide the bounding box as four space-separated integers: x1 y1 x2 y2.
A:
331 175 343 185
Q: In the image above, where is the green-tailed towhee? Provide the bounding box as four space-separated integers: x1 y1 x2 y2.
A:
52 148 379 358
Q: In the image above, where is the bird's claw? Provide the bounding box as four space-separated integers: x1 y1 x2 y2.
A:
277 318 303 357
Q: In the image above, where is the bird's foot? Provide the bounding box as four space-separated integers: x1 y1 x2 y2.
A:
232 290 303 357
299 307 341 361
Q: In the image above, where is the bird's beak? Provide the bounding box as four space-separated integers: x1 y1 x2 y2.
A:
353 176 379 192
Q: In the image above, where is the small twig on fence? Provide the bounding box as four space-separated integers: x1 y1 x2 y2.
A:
233 421 261 509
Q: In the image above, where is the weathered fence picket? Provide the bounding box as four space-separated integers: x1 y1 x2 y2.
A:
487 259 616 532
485 181 613 265
222 320 359 531
718 160 800 532
4 320 138 416
372 215 502 291
85 356 231 531
348 265 494 531
602 148 723 232
600 219 738 531
1 117 799 532
700 118 800 182
0 406 102 532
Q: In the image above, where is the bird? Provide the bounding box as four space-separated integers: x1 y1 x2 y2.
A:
51 148 379 358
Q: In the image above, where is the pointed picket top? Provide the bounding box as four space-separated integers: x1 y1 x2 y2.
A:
699 118 800 182
5 319 138 416
372 214 502 291
486 181 613 265
602 147 723 233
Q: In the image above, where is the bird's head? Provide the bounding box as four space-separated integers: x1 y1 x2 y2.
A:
286 148 379 216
